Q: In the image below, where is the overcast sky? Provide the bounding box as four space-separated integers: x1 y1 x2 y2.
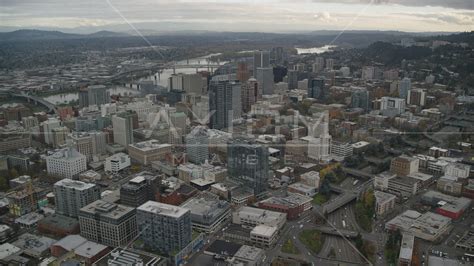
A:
0 0 472 32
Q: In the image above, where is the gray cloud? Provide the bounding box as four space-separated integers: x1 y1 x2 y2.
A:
312 0 473 10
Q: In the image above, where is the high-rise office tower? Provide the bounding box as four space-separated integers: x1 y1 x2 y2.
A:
112 111 135 148
241 78 260 113
137 201 192 255
42 118 61 146
51 126 69 148
79 85 110 108
69 132 94 162
399 77 411 100
351 87 370 111
325 58 335 70
307 78 326 100
54 178 100 218
271 47 285 65
209 80 242 130
287 70 298 90
306 111 332 162
186 126 209 164
256 67 274 95
227 138 269 197
313 57 325 72
407 88 426 107
237 62 250 83
253 50 270 76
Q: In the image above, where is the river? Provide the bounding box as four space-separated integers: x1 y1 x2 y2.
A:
138 53 225 87
295 45 337 55
42 53 224 104
43 87 141 105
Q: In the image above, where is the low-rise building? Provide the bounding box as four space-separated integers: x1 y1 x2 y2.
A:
390 155 419 176
250 224 278 247
287 182 317 197
258 193 312 220
420 190 472 220
232 206 286 230
374 191 397 216
94 247 167 266
300 171 320 188
12 233 56 258
398 234 414 266
437 175 464 196
387 176 420 198
104 152 131 173
385 210 451 242
128 140 172 165
37 214 80 238
180 191 230 233
330 141 353 161
14 212 44 228
445 163 471 179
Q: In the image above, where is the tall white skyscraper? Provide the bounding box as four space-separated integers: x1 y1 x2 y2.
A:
112 112 134 148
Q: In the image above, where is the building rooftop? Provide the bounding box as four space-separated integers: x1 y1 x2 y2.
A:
80 200 135 220
38 214 79 231
235 206 286 226
399 234 414 262
54 178 96 191
352 141 370 148
47 147 85 161
180 192 229 224
407 172 433 182
288 182 317 192
15 212 44 226
129 140 172 151
386 210 451 241
52 235 87 252
233 245 264 262
374 191 397 204
137 201 189 218
206 239 241 257
251 224 277 237
74 241 108 259
0 243 21 260
95 247 165 265
12 233 56 257
260 193 312 208
421 190 472 213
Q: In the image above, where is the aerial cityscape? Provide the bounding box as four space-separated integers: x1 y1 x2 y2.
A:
0 0 473 265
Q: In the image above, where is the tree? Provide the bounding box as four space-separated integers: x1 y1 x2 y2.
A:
9 168 19 179
0 176 8 191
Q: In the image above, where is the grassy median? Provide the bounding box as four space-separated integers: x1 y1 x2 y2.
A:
298 229 325 254
281 238 300 254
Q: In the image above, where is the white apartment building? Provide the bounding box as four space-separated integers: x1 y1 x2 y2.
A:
46 147 87 179
104 153 131 173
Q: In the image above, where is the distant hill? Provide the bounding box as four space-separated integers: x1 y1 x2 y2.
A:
0 29 129 42
86 30 129 38
0 29 81 41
